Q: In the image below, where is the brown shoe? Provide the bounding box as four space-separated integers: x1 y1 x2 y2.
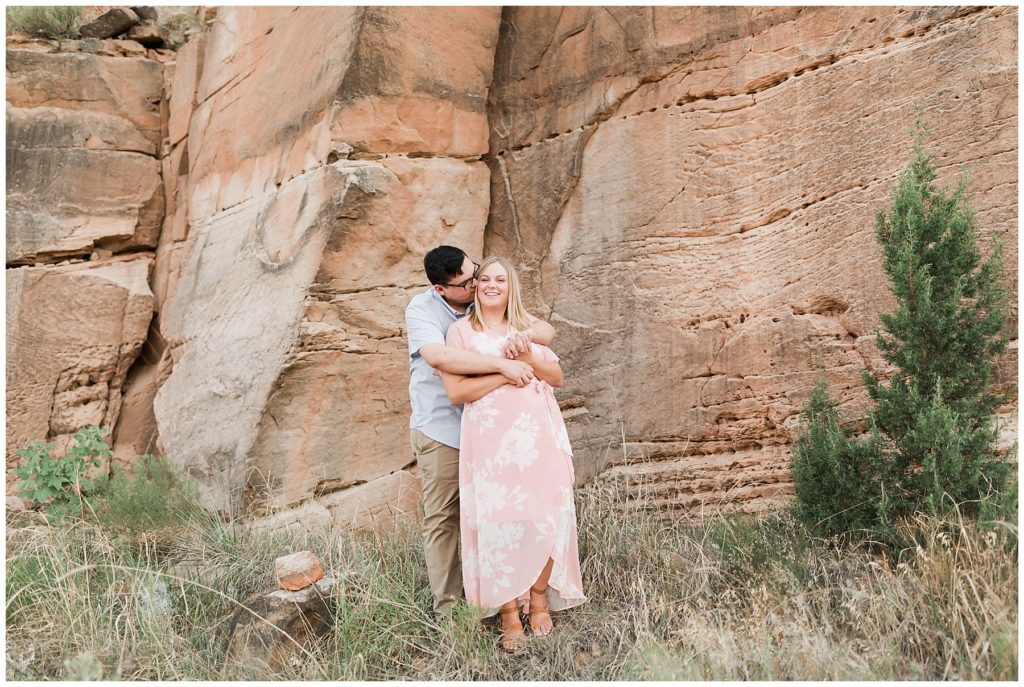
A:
529 585 553 636
499 606 526 653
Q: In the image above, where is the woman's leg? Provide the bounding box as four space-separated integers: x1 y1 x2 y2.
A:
498 600 525 652
529 557 555 635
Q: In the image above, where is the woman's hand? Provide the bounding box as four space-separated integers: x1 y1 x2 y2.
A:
513 342 535 365
503 331 533 359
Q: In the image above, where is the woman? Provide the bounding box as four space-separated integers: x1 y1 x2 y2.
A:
440 256 586 653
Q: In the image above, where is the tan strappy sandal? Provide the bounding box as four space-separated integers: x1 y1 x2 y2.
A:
499 606 526 653
529 585 553 636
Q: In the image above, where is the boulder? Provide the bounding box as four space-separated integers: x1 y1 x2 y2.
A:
6 257 154 489
79 8 140 40
223 578 337 677
126 20 168 48
131 6 159 22
275 551 325 591
248 469 422 534
320 469 422 531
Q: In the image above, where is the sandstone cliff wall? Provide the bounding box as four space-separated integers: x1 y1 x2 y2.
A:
6 6 1017 522
130 6 501 521
6 39 166 482
485 6 1018 511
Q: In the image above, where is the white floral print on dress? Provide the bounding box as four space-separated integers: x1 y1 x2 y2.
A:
491 412 540 470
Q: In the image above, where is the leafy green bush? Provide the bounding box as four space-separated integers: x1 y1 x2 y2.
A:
6 6 81 39
793 116 1016 540
14 426 111 520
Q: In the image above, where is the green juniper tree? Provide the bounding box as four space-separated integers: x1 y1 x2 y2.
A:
790 380 885 535
793 115 1015 537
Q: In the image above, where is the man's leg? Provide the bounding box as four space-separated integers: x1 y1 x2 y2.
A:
411 429 462 616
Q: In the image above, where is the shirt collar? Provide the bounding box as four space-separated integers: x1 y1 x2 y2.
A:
429 287 472 318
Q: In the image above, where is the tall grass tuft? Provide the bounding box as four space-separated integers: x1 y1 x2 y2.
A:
6 6 81 39
5 465 1017 680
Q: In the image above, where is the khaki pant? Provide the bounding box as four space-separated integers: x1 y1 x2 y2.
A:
411 429 462 615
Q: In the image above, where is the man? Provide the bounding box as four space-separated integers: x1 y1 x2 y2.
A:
406 245 556 616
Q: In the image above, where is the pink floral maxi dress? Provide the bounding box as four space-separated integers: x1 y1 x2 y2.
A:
445 318 587 617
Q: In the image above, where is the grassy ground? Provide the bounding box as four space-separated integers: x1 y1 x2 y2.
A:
4 465 1018 680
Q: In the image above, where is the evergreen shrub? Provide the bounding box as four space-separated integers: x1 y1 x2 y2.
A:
792 116 1017 540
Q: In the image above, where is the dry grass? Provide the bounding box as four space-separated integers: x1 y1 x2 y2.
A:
5 6 80 39
5 473 1017 680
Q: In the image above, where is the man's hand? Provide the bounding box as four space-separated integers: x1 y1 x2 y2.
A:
503 331 533 359
496 358 535 386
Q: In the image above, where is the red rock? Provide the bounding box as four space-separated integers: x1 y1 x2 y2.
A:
150 7 494 514
16 6 1006 521
484 5 1018 510
275 551 325 591
6 49 162 146
126 20 168 48
6 257 154 486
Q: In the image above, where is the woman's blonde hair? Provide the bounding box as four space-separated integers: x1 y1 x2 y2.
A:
469 256 532 332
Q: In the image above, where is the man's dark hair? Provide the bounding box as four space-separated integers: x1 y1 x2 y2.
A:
424 245 467 285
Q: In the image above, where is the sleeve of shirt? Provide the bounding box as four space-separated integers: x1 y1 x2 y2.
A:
445 320 468 351
533 343 559 363
406 307 445 359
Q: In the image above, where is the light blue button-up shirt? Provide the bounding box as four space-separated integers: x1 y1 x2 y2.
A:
406 287 471 449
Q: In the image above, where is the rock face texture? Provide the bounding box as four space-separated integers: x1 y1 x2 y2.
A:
5 39 163 483
6 7 1017 520
144 6 501 516
6 257 154 480
6 49 164 264
484 6 1018 511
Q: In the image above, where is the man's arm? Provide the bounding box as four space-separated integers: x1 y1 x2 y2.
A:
439 370 511 404
407 310 535 385
525 315 556 346
420 343 534 385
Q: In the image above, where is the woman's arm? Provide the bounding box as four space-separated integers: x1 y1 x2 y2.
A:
528 359 564 387
514 346 564 388
439 370 512 405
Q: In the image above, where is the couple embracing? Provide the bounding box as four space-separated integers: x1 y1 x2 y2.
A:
405 245 587 652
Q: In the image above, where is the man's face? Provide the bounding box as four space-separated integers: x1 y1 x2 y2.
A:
436 256 479 305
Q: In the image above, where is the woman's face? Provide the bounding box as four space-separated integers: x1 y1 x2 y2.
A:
476 262 510 311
